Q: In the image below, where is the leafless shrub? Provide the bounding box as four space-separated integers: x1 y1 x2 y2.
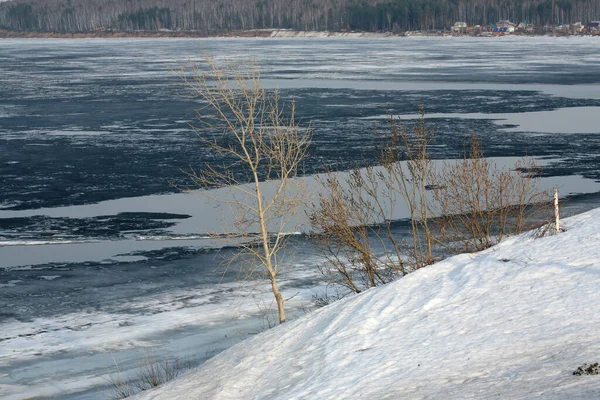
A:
309 106 434 293
379 106 435 267
310 168 405 293
430 134 551 253
311 109 552 295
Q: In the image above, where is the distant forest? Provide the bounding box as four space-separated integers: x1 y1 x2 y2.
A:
1 0 599 33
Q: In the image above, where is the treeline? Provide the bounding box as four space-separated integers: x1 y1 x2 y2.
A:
1 0 599 33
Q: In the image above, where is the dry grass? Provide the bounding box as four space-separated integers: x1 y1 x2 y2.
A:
103 353 195 399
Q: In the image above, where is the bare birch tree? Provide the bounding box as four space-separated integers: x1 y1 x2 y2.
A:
181 58 311 324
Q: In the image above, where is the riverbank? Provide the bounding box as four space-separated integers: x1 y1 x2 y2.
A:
137 206 600 399
0 28 393 39
0 28 272 39
1 28 597 39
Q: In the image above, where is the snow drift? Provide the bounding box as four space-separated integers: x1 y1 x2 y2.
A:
138 208 600 399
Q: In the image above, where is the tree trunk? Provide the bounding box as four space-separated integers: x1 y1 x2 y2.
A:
270 276 286 323
254 171 287 324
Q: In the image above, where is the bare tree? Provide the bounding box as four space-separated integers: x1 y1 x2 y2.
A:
181 58 311 324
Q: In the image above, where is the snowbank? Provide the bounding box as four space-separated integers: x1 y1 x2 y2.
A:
138 208 600 399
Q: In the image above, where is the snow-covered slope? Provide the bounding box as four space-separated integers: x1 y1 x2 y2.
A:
138 209 600 399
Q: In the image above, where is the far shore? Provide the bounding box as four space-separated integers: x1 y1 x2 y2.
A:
1 28 598 39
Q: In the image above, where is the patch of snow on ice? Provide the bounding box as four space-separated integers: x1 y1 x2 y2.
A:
37 275 61 281
0 280 22 288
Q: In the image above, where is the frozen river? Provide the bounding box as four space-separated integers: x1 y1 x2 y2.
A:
2 36 600 399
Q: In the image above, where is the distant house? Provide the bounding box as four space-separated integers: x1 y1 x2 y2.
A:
452 21 468 32
494 20 515 33
572 22 585 33
496 20 516 29
588 21 600 32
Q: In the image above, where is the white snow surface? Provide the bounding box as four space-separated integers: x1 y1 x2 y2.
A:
138 208 600 400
